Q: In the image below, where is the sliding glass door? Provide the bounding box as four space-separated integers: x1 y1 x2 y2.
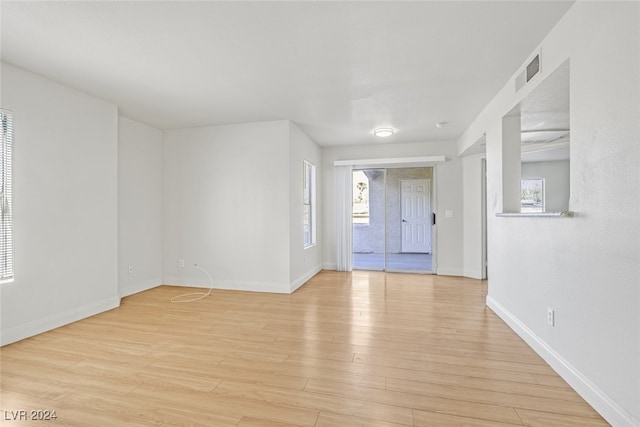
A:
352 167 433 273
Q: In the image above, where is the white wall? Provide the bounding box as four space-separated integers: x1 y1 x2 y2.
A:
0 63 119 345
462 155 484 279
460 3 640 425
322 140 463 276
163 120 321 294
521 160 569 212
0 64 322 348
118 116 163 297
289 122 322 292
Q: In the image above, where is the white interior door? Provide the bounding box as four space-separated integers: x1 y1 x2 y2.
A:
401 179 431 253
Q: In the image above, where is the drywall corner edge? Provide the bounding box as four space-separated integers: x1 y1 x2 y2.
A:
290 264 323 293
120 278 163 298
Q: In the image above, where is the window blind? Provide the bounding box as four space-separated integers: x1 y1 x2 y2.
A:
303 161 316 248
1 109 13 281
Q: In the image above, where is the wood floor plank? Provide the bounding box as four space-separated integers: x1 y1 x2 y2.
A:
515 408 611 426
304 378 524 425
214 380 415 425
236 416 308 427
283 353 545 386
218 357 387 390
4 359 141 395
385 370 586 402
353 351 556 376
0 373 72 401
58 385 241 427
0 271 608 426
0 390 153 427
384 377 601 419
412 409 522 427
315 410 410 427
275 336 546 366
131 383 320 427
532 372 575 388
67 359 222 393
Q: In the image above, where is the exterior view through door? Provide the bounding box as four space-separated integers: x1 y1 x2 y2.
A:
352 168 433 272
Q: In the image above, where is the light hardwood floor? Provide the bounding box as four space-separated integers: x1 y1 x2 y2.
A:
1 271 608 426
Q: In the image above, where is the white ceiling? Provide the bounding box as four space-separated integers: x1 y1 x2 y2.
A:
1 1 574 147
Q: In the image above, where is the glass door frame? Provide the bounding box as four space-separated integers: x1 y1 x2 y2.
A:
351 166 434 274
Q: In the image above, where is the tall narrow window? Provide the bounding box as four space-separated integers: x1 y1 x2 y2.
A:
1 109 14 282
303 161 316 248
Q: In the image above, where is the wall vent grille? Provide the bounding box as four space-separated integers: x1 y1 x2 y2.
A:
516 53 541 92
526 54 540 82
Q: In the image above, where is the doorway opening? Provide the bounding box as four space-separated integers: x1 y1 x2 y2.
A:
352 167 434 273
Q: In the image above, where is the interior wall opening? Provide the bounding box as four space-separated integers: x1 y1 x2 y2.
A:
500 59 570 215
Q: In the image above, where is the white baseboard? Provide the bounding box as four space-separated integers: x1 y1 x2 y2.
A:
119 277 162 298
463 269 484 280
487 295 640 427
435 267 463 277
290 264 323 293
166 265 322 295
163 276 291 294
0 296 121 346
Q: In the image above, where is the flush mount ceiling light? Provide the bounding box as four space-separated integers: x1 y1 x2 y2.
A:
373 127 395 137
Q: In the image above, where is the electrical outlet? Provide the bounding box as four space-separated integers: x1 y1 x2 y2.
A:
128 265 134 275
547 308 555 326
179 259 185 268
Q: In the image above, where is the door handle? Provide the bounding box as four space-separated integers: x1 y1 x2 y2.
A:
432 212 436 225
402 219 407 223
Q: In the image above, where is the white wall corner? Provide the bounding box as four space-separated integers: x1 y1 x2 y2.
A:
119 278 163 298
322 262 338 271
435 268 463 277
290 264 323 293
487 296 640 427
0 296 121 347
